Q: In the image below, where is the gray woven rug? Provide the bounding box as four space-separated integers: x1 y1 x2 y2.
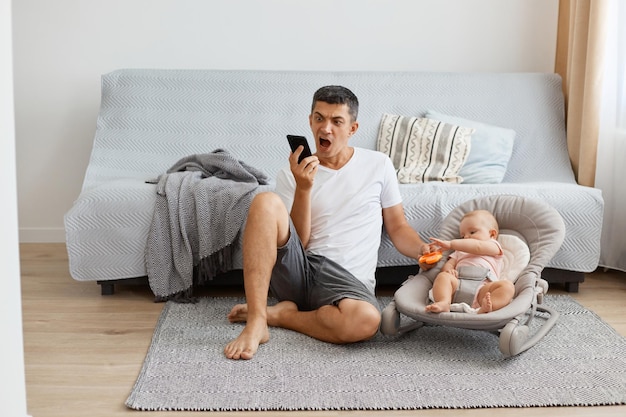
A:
126 295 626 411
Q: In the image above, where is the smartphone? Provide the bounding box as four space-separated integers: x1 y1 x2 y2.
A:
287 135 313 163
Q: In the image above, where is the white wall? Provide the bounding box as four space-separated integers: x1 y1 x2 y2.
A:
13 0 559 242
2 0 29 414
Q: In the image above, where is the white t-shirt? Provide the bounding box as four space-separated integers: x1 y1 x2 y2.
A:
275 147 402 293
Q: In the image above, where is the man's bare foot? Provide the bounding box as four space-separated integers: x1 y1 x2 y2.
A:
228 301 300 325
266 300 298 327
425 301 451 313
224 318 270 360
477 292 493 314
227 303 249 323
223 301 298 360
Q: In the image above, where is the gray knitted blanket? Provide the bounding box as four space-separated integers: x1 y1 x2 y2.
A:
146 149 269 301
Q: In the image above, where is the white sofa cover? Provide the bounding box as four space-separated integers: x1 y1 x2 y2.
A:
64 69 603 293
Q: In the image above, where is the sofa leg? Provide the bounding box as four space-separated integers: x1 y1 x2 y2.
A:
98 281 115 296
541 268 584 293
95 277 148 296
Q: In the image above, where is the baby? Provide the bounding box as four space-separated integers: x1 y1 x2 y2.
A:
425 209 515 314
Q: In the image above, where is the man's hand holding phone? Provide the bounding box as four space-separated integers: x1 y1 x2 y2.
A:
287 135 313 163
287 134 318 189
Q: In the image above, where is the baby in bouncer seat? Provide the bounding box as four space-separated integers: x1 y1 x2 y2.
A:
425 209 516 314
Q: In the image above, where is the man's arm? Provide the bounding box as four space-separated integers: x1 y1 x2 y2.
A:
290 187 313 247
288 149 319 248
382 203 431 261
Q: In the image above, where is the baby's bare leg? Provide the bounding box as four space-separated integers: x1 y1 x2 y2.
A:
476 292 493 314
476 280 515 314
426 272 459 313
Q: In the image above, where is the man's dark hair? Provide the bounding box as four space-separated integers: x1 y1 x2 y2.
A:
311 85 359 121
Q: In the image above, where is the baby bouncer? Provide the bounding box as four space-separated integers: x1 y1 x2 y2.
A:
381 195 566 357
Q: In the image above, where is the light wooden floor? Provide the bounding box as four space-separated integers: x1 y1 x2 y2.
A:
20 243 626 417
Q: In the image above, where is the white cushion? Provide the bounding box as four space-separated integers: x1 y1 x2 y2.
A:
498 234 530 282
425 110 516 184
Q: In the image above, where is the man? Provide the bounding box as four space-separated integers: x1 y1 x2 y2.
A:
224 85 431 360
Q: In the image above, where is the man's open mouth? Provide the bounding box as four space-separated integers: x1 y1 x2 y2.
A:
319 138 331 149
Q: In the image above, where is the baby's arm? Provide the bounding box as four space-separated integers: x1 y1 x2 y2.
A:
430 237 452 250
445 238 501 256
440 257 458 277
430 236 501 256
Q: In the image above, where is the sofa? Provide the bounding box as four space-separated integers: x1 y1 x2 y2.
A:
64 69 604 295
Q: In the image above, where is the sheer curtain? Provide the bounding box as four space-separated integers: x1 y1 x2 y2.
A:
595 0 626 272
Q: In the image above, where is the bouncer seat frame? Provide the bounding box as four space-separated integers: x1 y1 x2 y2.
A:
381 195 566 357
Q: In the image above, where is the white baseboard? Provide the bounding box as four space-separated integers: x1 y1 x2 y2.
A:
18 227 65 243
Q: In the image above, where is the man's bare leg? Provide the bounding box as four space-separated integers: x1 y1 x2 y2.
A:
228 298 380 344
224 192 290 360
269 298 381 344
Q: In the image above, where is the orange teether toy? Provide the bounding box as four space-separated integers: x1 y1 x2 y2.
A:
419 251 443 264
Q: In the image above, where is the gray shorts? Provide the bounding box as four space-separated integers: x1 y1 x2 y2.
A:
269 221 379 312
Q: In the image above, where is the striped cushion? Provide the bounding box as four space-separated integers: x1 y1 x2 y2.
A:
377 113 474 183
